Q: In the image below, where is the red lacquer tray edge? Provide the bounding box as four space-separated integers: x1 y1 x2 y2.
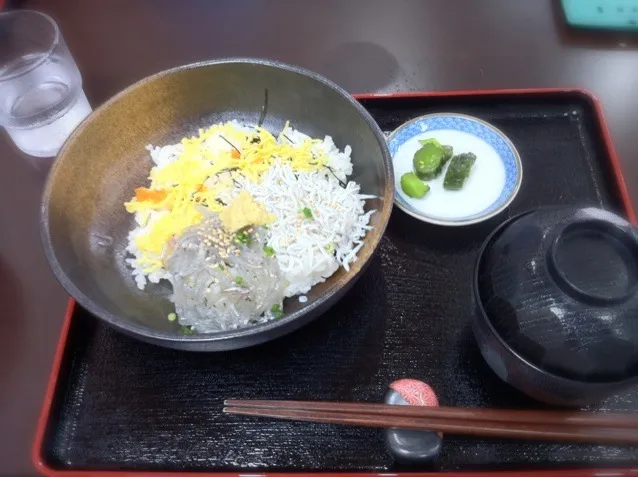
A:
32 87 638 477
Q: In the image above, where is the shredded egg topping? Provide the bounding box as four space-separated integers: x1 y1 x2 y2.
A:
124 121 327 273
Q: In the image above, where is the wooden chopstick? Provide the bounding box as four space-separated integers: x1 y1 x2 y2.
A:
224 399 638 429
223 401 638 445
223 406 638 444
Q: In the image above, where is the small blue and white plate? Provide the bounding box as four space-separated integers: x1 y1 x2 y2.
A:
388 113 522 226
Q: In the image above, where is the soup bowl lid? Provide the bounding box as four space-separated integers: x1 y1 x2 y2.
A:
476 207 638 382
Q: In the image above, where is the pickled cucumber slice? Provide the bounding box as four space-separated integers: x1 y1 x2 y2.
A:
401 172 430 198
413 144 446 180
443 153 476 190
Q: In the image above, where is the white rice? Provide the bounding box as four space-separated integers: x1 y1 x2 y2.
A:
125 124 375 303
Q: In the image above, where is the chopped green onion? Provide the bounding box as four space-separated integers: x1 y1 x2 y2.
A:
325 243 335 254
264 245 276 257
271 304 284 319
234 231 252 245
179 325 196 334
302 207 313 219
167 312 177 322
235 276 245 285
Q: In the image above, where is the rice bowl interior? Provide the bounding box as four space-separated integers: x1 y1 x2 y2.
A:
125 120 376 333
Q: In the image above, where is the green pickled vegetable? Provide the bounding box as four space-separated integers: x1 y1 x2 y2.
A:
401 172 430 198
418 138 442 148
413 143 446 180
444 153 477 190
419 139 453 163
443 145 454 161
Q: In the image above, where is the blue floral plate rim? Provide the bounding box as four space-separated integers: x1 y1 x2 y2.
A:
387 112 523 226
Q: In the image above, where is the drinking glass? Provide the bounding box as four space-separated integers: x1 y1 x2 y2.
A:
0 10 92 157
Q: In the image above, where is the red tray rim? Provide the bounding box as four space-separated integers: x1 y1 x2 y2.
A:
32 87 638 477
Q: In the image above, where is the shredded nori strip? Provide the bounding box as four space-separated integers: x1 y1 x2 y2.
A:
192 175 211 197
191 167 240 198
325 166 347 188
257 88 269 127
214 167 239 177
219 135 240 153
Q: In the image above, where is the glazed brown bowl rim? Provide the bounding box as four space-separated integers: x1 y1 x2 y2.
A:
40 58 394 345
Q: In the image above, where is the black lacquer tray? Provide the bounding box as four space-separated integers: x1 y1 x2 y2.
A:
34 90 638 476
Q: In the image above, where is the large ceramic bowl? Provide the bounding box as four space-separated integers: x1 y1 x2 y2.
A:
41 59 393 351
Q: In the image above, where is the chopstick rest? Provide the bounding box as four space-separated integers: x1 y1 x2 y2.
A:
384 379 442 465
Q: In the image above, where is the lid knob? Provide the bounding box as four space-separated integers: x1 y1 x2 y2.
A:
548 220 638 305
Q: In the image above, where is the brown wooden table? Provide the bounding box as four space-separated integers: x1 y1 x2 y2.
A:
2 1 638 475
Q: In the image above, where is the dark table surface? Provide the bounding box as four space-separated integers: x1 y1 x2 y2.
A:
3 1 638 475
